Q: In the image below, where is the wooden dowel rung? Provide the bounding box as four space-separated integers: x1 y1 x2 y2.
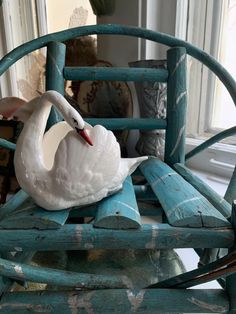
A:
64 66 168 82
84 118 166 130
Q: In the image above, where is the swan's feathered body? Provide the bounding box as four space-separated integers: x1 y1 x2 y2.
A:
10 91 147 210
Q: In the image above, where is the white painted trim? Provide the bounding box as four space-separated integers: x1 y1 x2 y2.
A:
0 1 19 96
0 0 42 97
186 138 236 179
35 0 48 36
145 0 177 60
175 0 189 40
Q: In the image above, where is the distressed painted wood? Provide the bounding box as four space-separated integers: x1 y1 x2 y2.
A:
0 289 229 313
140 158 230 227
94 176 141 229
0 223 233 252
1 25 236 112
0 203 69 230
85 118 166 130
165 47 187 165
174 163 231 219
226 201 236 313
0 257 130 290
45 41 65 128
0 190 28 221
0 139 16 151
0 24 235 309
64 66 168 82
0 251 34 295
225 166 236 205
186 126 236 160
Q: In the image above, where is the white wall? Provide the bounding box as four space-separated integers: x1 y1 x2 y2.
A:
97 0 177 65
97 0 141 66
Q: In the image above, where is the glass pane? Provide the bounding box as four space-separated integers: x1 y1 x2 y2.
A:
212 0 236 129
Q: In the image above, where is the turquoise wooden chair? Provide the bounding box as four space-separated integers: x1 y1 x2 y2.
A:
0 24 236 313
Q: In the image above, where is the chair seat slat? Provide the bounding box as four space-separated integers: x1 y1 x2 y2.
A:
140 158 230 228
94 176 141 229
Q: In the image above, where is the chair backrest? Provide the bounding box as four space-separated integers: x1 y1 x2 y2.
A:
0 25 236 312
0 24 236 198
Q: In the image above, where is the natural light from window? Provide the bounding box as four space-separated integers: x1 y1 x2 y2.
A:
212 0 236 130
46 0 96 33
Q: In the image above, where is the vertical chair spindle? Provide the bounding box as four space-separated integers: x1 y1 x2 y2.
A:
45 41 66 128
165 47 187 166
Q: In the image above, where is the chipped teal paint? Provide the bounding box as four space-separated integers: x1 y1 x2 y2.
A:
0 24 235 309
64 66 168 82
0 190 28 221
0 289 229 313
0 139 16 151
0 224 233 251
186 126 236 160
0 251 35 295
225 166 236 205
0 204 69 230
0 257 129 290
85 118 166 130
45 41 65 128
140 158 230 227
174 163 231 219
94 176 141 229
165 47 187 165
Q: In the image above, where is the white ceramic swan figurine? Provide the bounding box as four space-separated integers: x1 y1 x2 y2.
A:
0 91 147 210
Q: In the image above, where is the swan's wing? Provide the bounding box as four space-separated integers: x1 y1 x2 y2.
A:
51 125 120 199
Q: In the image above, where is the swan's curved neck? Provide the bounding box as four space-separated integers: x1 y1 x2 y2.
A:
15 91 79 175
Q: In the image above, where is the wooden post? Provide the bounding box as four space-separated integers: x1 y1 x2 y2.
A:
165 47 187 165
226 201 236 313
45 41 66 128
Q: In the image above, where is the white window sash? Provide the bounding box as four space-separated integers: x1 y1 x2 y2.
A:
0 0 47 97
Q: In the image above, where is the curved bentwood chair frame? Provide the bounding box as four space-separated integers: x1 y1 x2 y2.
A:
0 24 236 313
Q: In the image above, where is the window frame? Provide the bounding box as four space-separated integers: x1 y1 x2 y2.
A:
0 0 46 98
175 0 236 177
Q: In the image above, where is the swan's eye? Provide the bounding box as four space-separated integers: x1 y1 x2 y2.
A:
72 118 78 125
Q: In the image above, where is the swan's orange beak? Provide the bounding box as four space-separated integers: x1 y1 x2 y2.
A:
77 128 93 146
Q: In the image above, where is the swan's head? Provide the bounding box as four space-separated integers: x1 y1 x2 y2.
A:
67 114 93 146
41 91 94 146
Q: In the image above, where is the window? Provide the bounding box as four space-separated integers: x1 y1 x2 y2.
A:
211 0 236 130
176 0 236 178
183 0 236 138
0 0 96 99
